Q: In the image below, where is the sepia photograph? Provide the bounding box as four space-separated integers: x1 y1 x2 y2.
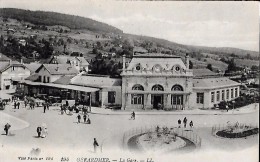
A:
0 1 259 162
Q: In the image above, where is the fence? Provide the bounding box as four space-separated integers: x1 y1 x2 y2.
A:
211 123 259 136
122 125 202 150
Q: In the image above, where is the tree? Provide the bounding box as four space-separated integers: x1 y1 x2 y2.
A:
251 65 258 71
206 64 213 71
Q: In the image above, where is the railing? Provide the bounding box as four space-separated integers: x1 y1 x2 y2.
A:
211 123 259 136
122 125 202 150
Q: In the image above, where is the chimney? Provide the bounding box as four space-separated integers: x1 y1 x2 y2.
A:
123 54 126 72
185 53 189 69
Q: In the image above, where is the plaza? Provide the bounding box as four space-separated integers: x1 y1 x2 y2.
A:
0 92 258 161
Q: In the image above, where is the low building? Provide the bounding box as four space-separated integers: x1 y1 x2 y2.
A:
0 61 30 90
49 55 89 72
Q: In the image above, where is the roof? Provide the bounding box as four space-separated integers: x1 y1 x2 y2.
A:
193 69 219 77
134 53 180 58
53 75 74 85
0 62 10 72
21 80 99 92
193 77 241 90
76 57 89 65
50 56 89 65
126 53 186 72
0 61 28 72
24 63 42 73
0 53 11 61
71 74 122 88
38 64 79 75
25 74 40 81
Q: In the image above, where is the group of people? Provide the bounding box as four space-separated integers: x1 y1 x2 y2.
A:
77 114 91 124
178 117 193 129
36 124 48 138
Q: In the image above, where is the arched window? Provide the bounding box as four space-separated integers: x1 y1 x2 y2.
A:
152 84 164 91
171 85 183 91
132 84 144 91
131 84 144 105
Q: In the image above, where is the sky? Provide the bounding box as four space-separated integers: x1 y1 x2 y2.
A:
0 0 259 51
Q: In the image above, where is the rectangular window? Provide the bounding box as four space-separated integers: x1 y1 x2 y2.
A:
108 91 116 103
216 91 220 102
196 93 204 104
211 92 215 103
131 94 144 105
39 76 42 82
47 77 50 83
235 88 238 97
226 89 229 100
231 89 234 98
222 90 225 101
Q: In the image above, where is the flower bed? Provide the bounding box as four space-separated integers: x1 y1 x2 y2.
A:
216 128 259 138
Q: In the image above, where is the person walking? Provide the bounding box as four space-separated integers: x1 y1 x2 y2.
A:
83 114 87 123
131 111 135 120
37 126 42 138
14 102 17 109
226 105 229 112
93 138 99 153
24 100 27 109
77 114 81 124
43 102 46 113
178 119 181 128
4 123 11 135
183 117 187 128
17 102 20 109
189 121 193 129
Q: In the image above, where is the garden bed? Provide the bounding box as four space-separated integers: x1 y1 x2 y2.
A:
216 128 259 138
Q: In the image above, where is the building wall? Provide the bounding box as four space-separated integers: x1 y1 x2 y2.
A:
100 86 121 107
122 76 193 110
192 86 240 109
0 66 30 90
37 67 61 83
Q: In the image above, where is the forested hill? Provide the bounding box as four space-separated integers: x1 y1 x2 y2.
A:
0 8 123 34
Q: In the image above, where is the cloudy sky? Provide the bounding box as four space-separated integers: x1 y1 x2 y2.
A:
1 0 259 51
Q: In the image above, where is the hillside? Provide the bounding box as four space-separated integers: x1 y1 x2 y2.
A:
0 8 123 34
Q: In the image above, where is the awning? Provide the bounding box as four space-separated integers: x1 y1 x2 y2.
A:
21 80 99 93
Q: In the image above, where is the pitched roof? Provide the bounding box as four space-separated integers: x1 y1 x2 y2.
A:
53 75 74 85
24 63 42 73
40 64 79 75
25 74 40 81
71 74 121 88
193 77 240 89
76 57 89 65
193 69 219 78
0 62 10 72
0 53 11 61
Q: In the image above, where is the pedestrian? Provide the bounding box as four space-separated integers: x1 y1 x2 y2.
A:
4 123 11 135
24 100 27 108
190 121 193 129
14 102 17 109
46 101 49 110
43 103 46 113
86 118 91 124
83 114 87 123
178 119 181 128
77 114 81 123
17 102 20 109
37 126 42 138
226 105 229 112
131 111 135 120
93 138 99 153
183 117 187 128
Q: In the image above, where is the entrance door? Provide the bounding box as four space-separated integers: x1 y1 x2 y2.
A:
152 95 163 109
171 95 183 110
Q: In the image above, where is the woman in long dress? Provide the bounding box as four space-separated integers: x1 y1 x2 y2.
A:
41 123 48 138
